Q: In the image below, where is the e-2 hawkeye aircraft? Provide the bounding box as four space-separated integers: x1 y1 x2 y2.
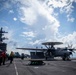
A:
16 42 76 65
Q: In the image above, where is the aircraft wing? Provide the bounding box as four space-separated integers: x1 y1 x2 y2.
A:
16 48 47 51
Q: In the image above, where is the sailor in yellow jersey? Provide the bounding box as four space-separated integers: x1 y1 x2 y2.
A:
9 51 14 64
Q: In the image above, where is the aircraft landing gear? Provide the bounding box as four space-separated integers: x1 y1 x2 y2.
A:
62 54 70 61
62 57 66 61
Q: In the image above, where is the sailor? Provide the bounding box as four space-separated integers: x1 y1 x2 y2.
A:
9 51 14 64
21 53 25 60
0 50 2 66
2 51 6 65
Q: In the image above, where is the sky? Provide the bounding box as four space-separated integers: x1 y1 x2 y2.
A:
0 0 76 56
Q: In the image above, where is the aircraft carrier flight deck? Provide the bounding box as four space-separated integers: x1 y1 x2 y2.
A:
0 58 76 75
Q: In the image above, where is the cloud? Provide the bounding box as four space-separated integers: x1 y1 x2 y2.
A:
67 17 75 22
9 10 14 14
16 0 60 41
22 31 36 38
1 0 76 49
67 15 75 22
2 26 13 40
56 31 76 48
47 0 75 8
29 40 41 46
19 7 37 25
1 26 16 52
10 0 76 47
47 0 75 22
0 0 12 11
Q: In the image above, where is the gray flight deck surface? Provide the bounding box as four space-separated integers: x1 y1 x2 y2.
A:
0 58 76 75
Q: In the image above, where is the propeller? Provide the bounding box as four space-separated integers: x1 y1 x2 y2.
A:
67 44 76 53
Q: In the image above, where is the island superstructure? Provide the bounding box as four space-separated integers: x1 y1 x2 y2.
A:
0 27 8 52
